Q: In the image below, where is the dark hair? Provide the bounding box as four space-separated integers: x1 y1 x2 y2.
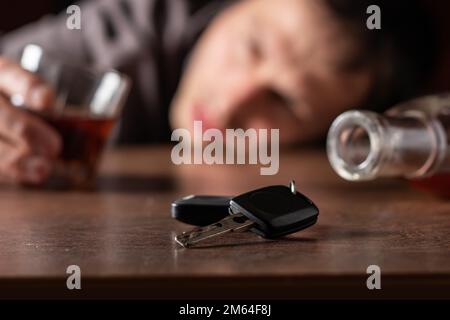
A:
324 0 438 110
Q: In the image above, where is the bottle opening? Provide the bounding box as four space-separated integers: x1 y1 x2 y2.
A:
327 111 383 181
336 125 371 167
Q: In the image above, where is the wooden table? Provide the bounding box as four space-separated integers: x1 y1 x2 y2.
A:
0 147 449 299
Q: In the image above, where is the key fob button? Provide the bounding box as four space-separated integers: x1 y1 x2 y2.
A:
249 191 312 215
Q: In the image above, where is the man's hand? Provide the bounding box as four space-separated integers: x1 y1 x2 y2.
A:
0 57 61 184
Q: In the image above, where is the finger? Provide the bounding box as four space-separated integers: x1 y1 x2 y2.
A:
0 141 52 184
0 57 55 110
0 95 61 158
18 155 53 184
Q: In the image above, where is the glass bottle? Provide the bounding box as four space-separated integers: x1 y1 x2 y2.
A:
327 94 450 197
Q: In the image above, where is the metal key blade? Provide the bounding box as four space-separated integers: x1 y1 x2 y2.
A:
175 213 254 248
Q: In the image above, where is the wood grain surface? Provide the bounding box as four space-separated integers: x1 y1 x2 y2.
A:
0 146 448 299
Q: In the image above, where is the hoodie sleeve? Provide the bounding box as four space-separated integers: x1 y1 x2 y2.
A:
0 0 167 69
0 0 235 143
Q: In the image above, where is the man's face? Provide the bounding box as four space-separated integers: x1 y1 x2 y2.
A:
170 0 373 144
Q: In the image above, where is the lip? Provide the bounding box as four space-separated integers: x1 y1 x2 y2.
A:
192 104 217 131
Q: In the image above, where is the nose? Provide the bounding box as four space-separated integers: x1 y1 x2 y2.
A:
216 76 269 128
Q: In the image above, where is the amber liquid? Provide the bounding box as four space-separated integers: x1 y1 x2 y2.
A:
42 113 115 187
408 112 450 198
410 174 450 198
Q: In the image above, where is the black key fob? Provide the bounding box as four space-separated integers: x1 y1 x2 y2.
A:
171 195 231 226
230 185 319 239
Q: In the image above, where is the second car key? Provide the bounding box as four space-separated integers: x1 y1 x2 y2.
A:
175 181 319 248
171 195 231 226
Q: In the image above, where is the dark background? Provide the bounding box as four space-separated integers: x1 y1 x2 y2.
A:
1 0 449 92
0 1 74 32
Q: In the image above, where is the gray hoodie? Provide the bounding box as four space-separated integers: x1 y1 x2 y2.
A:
1 0 234 144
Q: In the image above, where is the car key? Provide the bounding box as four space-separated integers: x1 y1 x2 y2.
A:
175 181 319 248
171 195 231 226
171 182 306 227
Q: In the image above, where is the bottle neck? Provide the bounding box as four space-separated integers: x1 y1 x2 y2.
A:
327 110 447 181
